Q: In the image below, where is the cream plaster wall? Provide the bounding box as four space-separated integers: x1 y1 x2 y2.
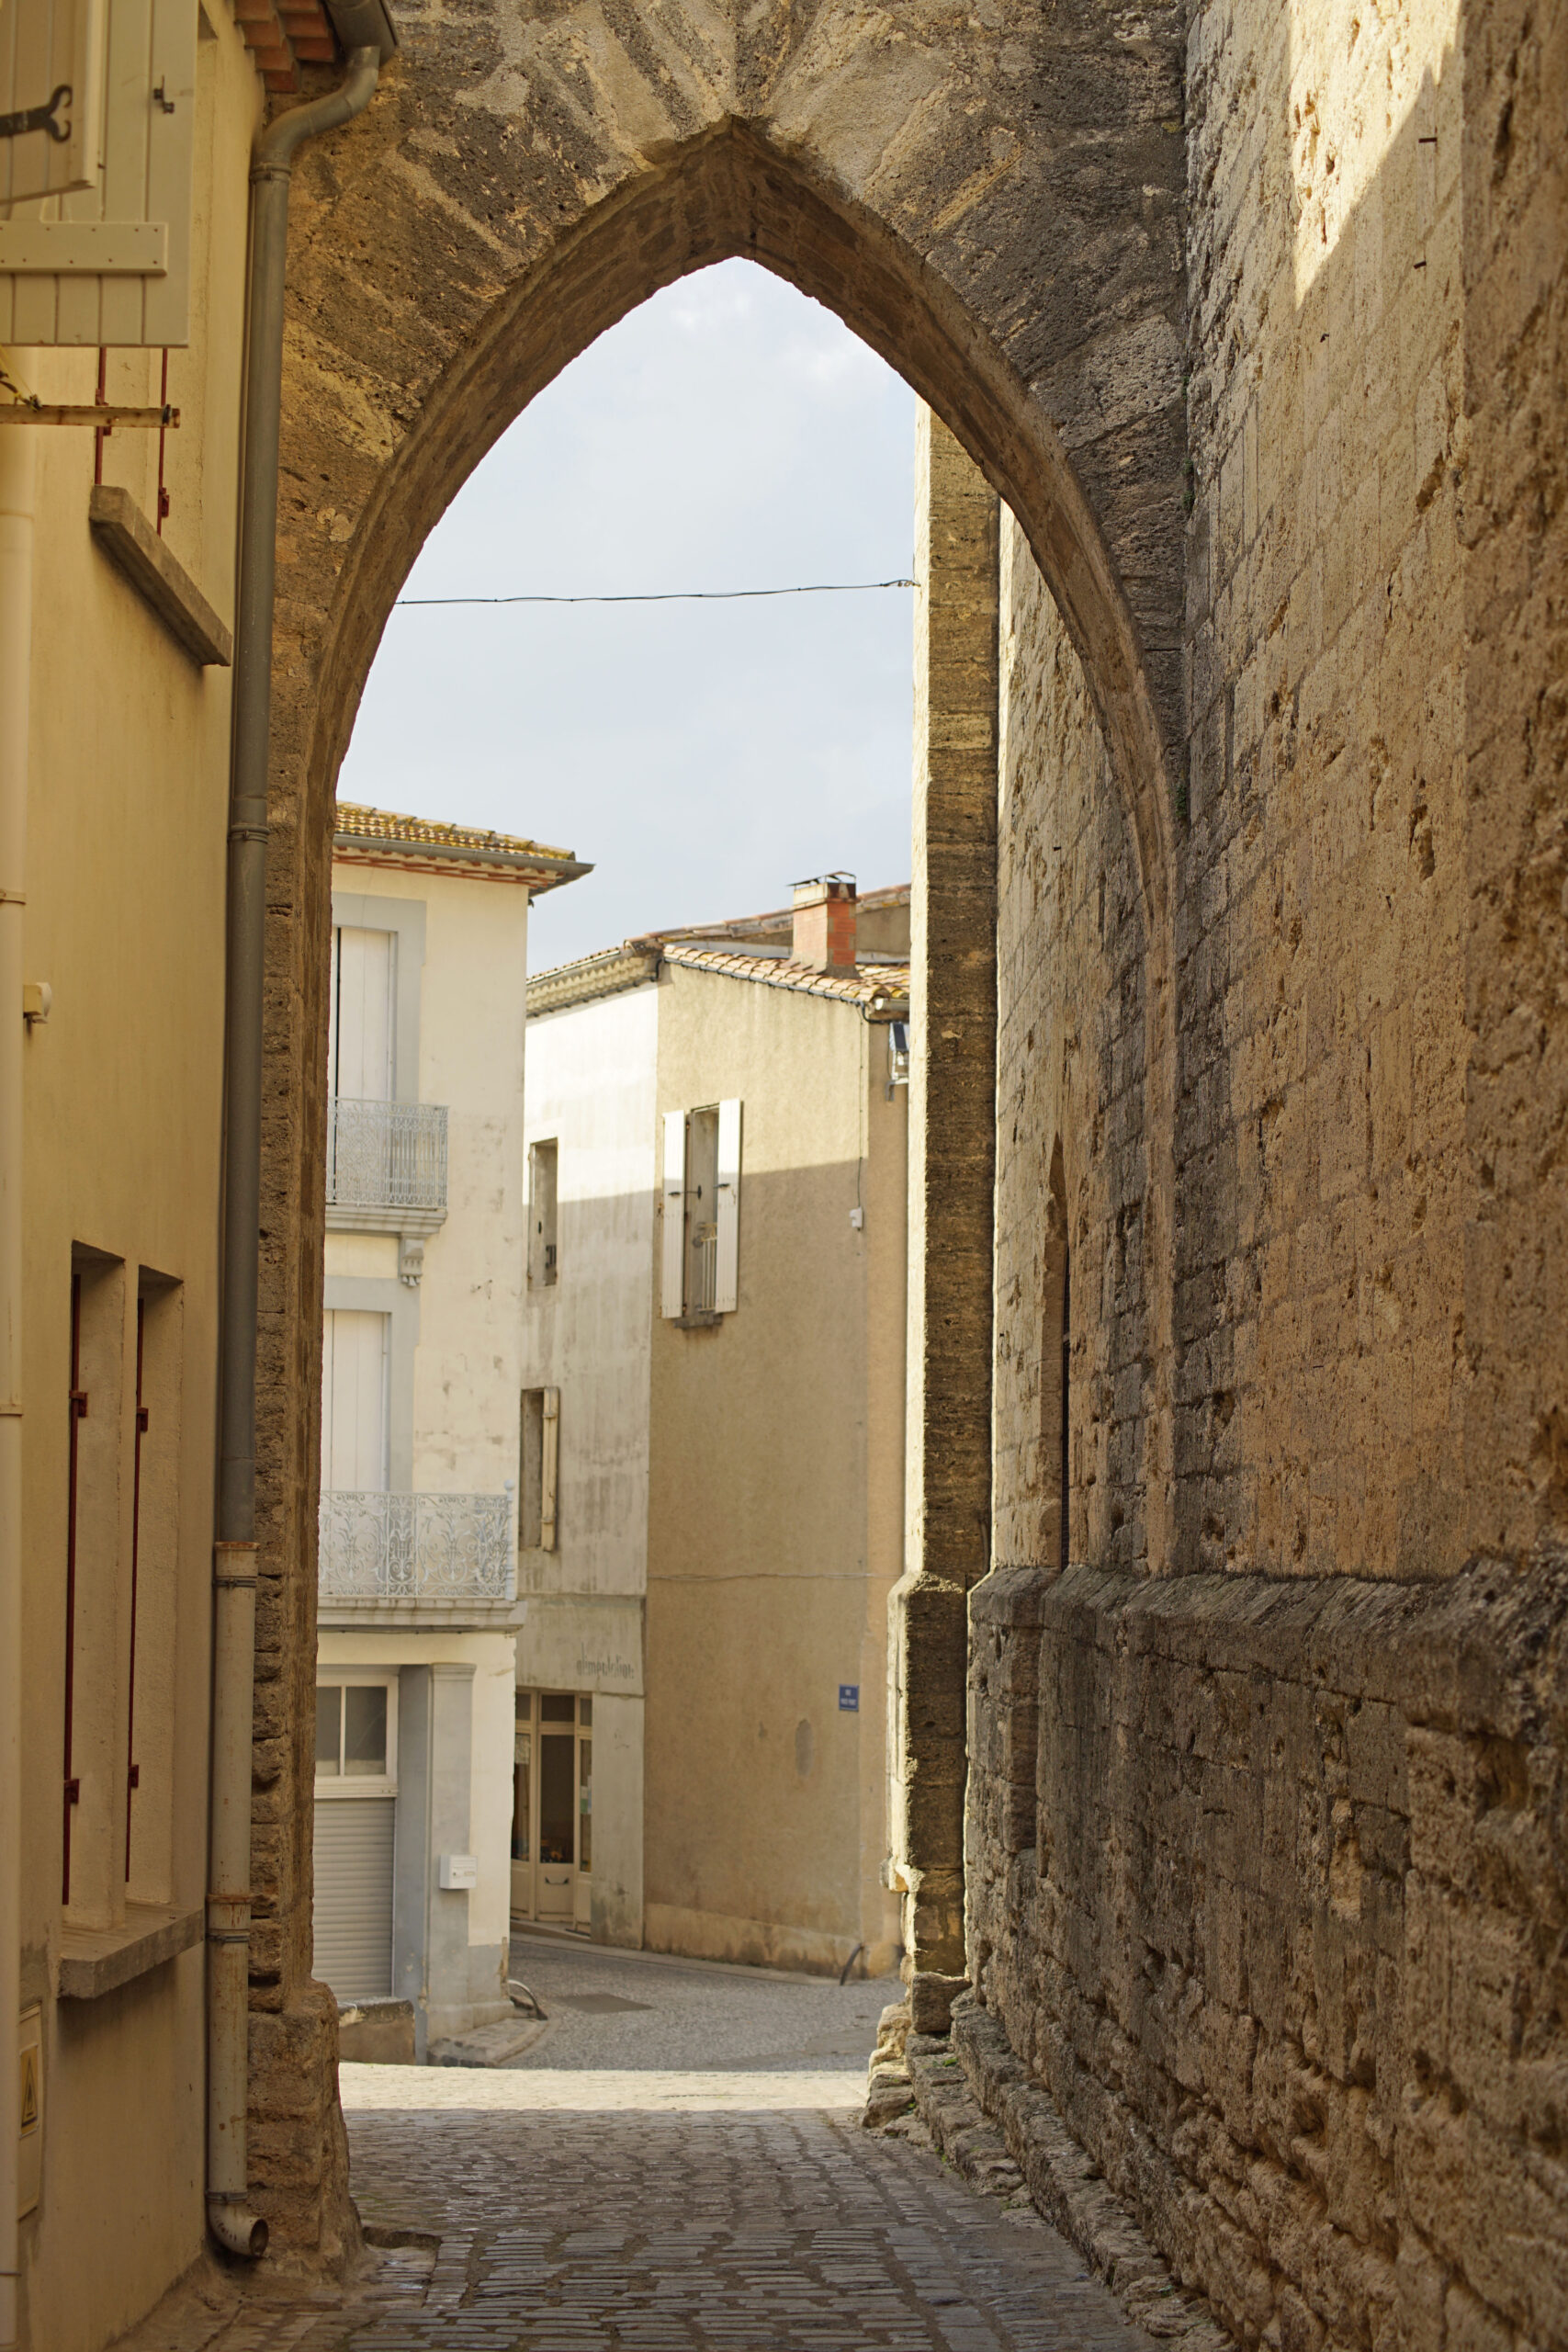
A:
324 860 529 1498
646 963 906 1978
518 983 658 1943
9 5 261 2344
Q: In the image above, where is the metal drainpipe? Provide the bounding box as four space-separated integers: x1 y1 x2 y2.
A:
0 385 37 2352
209 33 385 2262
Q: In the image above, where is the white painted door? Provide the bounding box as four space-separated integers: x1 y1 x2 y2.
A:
331 926 397 1101
321 1309 390 1492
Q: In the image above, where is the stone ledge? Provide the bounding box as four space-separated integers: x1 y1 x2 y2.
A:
87 484 233 667
57 1902 203 2000
940 2002 1233 2352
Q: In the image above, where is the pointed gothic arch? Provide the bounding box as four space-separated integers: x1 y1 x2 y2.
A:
249 8 1188 2250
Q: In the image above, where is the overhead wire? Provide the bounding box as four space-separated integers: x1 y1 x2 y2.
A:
394 576 917 607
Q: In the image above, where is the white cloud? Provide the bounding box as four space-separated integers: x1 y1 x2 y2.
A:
339 259 917 965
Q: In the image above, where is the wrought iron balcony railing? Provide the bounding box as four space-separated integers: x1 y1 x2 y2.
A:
326 1097 448 1216
318 1490 514 1602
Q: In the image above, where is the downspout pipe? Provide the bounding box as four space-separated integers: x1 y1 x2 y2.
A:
209 24 388 2263
0 392 37 2352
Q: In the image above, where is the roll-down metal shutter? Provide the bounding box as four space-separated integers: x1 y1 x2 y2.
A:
312 1797 395 2003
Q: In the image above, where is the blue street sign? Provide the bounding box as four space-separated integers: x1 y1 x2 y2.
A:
839 1685 859 1712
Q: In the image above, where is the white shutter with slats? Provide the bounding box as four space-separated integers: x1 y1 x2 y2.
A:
333 926 397 1102
0 0 196 347
660 1111 685 1319
312 1796 395 2003
714 1098 741 1313
321 1308 389 1492
0 0 106 206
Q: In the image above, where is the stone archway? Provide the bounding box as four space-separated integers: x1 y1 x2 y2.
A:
247 2 1188 2248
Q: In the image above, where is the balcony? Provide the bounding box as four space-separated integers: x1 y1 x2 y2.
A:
326 1097 447 1216
325 1099 448 1278
318 1490 514 1606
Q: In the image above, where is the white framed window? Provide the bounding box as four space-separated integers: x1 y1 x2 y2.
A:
313 1673 399 1798
661 1099 740 1320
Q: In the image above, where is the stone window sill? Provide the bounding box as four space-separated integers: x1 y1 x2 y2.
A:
88 484 233 667
57 1901 203 2001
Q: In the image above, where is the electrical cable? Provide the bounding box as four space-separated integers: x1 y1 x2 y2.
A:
395 576 917 607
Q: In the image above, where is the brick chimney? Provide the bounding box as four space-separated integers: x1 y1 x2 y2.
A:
792 874 857 973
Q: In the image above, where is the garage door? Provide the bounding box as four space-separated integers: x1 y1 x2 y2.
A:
312 1797 395 2002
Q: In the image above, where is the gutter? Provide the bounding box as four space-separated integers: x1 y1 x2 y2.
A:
209 0 394 2262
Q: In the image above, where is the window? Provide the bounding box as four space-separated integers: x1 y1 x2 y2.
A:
313 1676 398 1792
660 1099 741 1320
519 1386 559 1551
528 1139 558 1287
321 1307 390 1493
329 924 397 1102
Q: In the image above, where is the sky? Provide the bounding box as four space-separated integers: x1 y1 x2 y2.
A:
339 259 919 970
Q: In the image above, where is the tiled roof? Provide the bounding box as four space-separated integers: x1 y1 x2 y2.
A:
333 803 590 891
660 944 909 1015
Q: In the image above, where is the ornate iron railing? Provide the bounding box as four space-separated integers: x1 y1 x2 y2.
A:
318 1490 514 1600
326 1097 447 1214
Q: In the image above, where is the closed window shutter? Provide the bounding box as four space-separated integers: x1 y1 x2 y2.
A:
660 1112 686 1318
541 1388 559 1551
715 1099 741 1313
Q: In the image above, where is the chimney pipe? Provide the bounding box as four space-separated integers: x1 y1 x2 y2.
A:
792 874 857 974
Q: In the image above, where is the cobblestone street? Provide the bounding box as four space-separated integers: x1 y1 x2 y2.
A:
118 1940 1155 2352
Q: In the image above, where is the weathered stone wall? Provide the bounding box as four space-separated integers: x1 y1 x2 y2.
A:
967 1555 1568 2351
890 412 998 1979
994 509 1153 1577
1179 0 1474 1580
967 0 1568 2342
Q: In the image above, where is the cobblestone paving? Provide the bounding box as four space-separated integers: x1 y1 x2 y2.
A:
115 1944 1156 2352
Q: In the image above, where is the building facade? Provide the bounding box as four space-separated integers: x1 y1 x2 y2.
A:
518 878 910 1976
0 4 380 2346
312 804 585 2055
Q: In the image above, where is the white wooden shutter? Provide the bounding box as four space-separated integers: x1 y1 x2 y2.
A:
312 1796 395 2003
0 0 105 206
333 927 396 1101
321 1309 390 1492
714 1098 741 1313
540 1387 558 1551
0 0 197 348
660 1111 685 1319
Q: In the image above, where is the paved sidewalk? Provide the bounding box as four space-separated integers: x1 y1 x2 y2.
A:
112 1942 1156 2352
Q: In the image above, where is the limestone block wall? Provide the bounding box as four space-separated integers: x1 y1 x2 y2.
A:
969 3 1568 2346
1180 0 1473 1580
967 1559 1568 2352
994 514 1152 1577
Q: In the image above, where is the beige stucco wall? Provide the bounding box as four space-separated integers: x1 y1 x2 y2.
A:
9 6 260 2346
646 963 907 1977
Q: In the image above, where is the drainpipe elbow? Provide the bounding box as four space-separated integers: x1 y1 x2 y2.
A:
207 2196 269 2260
254 48 381 176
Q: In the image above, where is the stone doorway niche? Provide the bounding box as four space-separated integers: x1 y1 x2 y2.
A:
248 6 1187 2256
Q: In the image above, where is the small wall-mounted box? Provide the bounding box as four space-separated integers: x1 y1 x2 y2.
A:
437 1853 477 1891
